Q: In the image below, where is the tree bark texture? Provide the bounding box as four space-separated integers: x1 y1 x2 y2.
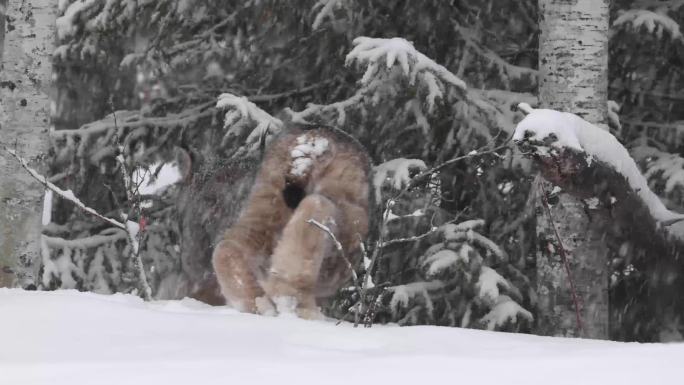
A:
0 0 56 287
535 0 610 339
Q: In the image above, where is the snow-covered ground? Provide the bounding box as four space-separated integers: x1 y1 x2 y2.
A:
1 289 682 385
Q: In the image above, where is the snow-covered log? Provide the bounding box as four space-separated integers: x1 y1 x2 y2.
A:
514 108 684 226
514 107 684 340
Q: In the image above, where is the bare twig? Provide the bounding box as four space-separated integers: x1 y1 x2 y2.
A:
110 105 152 301
402 144 509 194
307 218 364 327
380 211 465 248
248 79 335 103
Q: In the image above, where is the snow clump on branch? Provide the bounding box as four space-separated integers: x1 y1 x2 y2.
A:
372 158 427 201
481 295 533 331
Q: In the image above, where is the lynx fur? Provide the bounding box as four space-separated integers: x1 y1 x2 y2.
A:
212 125 370 318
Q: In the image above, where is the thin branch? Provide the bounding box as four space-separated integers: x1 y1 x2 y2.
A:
306 219 358 283
110 105 152 301
405 143 509 192
51 101 215 138
248 79 335 103
1 145 126 230
380 210 466 248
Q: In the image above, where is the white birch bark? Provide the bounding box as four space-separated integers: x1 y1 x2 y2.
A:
0 0 56 287
536 0 610 339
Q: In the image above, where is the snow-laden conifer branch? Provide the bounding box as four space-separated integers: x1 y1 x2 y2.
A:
387 280 445 319
58 0 142 43
311 0 347 29
52 102 214 138
633 0 684 11
42 229 128 249
476 266 513 303
346 37 466 90
480 295 534 331
422 248 470 278
410 218 529 329
56 0 100 40
633 145 684 198
441 222 508 262
216 92 284 150
344 37 466 114
291 36 472 124
614 9 683 41
1 145 126 230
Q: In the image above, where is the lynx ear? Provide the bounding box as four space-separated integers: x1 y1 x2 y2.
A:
174 147 193 183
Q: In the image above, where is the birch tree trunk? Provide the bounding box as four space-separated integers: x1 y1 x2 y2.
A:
0 0 57 287
535 0 610 339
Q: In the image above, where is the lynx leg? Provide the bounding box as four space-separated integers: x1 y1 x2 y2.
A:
264 194 338 319
212 238 264 313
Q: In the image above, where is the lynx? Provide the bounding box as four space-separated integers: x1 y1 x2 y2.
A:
176 125 370 318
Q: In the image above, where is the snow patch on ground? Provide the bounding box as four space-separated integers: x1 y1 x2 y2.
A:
1 289 683 385
513 108 684 223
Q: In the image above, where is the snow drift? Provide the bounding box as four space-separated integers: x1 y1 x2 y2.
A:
1 289 682 385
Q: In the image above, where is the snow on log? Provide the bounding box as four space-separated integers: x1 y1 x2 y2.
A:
513 107 684 225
